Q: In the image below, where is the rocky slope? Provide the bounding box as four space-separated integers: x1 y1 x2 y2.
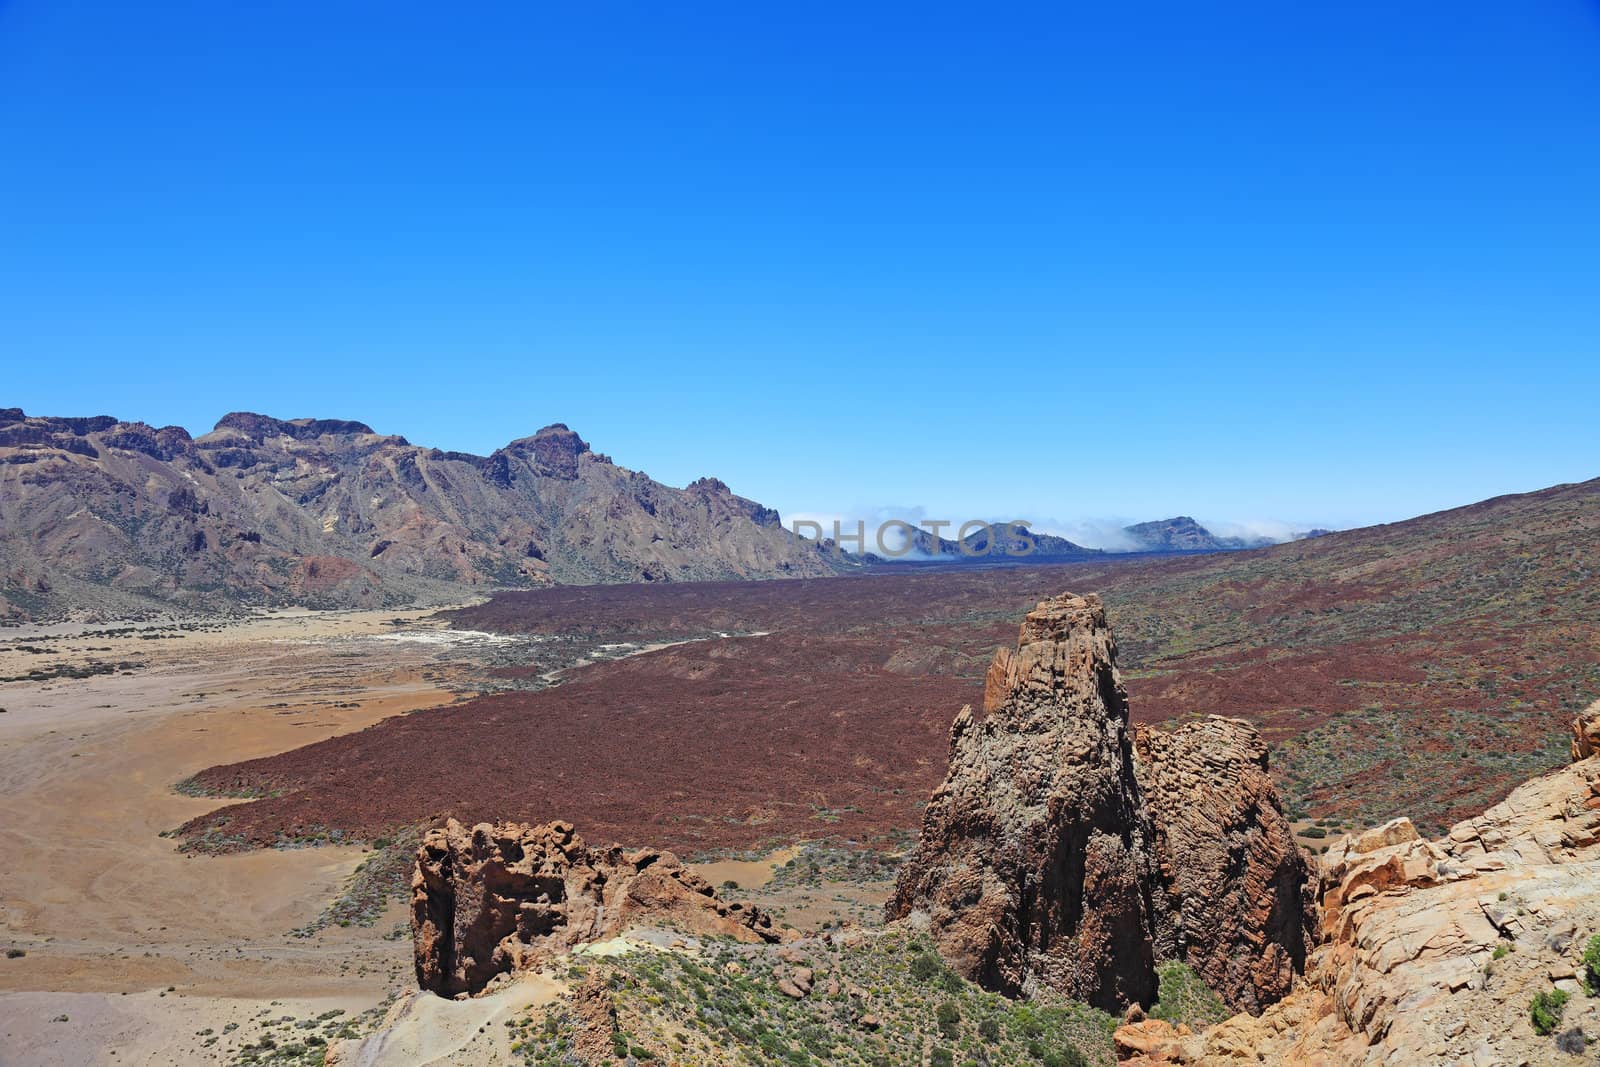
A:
888 593 1312 1015
412 819 785 997
0 408 845 619
1118 699 1600 1065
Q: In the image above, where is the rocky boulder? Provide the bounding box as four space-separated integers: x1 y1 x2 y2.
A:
412 819 784 996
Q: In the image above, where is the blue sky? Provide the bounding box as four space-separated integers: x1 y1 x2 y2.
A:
3 2 1598 536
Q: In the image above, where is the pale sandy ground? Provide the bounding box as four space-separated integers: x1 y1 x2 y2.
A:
325 972 566 1067
0 608 478 1066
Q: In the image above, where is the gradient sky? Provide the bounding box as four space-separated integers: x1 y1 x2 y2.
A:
3 2 1597 536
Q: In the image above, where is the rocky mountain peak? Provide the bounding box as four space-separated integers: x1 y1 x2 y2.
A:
503 423 592 479
213 411 377 441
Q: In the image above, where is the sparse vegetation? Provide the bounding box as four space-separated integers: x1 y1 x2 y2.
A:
1529 988 1569 1036
1582 934 1600 995
1149 962 1229 1029
506 931 1114 1066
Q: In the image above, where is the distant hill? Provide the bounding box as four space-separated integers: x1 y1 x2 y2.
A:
1123 515 1273 552
0 409 850 620
872 523 1103 562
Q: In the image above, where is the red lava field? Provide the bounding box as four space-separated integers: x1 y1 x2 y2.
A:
182 476 1600 852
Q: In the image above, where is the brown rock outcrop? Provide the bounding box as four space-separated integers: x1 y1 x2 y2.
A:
412 819 782 996
888 593 1159 1010
1135 716 1314 1013
889 593 1313 1015
1572 696 1600 760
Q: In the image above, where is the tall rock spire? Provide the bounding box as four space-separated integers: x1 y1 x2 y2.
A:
888 593 1160 1010
889 592 1312 1014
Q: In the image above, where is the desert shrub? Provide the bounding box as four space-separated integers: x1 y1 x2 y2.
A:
1041 1048 1088 1067
1150 961 1230 1028
930 1049 954 1067
1556 1027 1587 1054
1582 934 1600 995
910 953 942 981
978 1015 1001 1043
936 999 961 1039
1530 988 1569 1036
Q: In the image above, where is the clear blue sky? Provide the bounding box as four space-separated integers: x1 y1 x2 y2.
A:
3 2 1597 534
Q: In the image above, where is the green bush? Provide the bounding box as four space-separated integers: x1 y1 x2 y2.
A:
930 1049 954 1067
978 1016 1001 1043
1150 961 1230 1028
936 1000 961 1039
1530 988 1570 1036
910 954 942 981
1582 934 1600 995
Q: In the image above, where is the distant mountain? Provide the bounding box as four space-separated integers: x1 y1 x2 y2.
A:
878 524 1102 562
0 409 849 620
1123 516 1275 552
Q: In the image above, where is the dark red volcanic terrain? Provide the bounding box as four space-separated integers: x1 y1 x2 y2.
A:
181 476 1600 853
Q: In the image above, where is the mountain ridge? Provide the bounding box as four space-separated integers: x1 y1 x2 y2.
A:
0 407 849 621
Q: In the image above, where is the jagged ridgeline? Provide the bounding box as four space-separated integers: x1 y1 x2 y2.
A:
0 409 850 619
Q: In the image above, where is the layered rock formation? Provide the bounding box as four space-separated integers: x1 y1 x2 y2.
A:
412 819 784 997
0 408 848 620
888 593 1311 1014
1135 718 1313 1013
1117 701 1600 1065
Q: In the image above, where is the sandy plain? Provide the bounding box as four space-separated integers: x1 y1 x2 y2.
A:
0 608 477 1065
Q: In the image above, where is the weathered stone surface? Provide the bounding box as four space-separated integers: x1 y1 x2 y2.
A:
889 593 1313 1015
1573 697 1600 761
1135 716 1314 1014
412 819 782 996
1117 708 1600 1066
888 593 1159 1011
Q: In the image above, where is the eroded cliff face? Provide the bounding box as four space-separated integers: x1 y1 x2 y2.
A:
412 819 783 997
1117 699 1600 1066
887 593 1312 1015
